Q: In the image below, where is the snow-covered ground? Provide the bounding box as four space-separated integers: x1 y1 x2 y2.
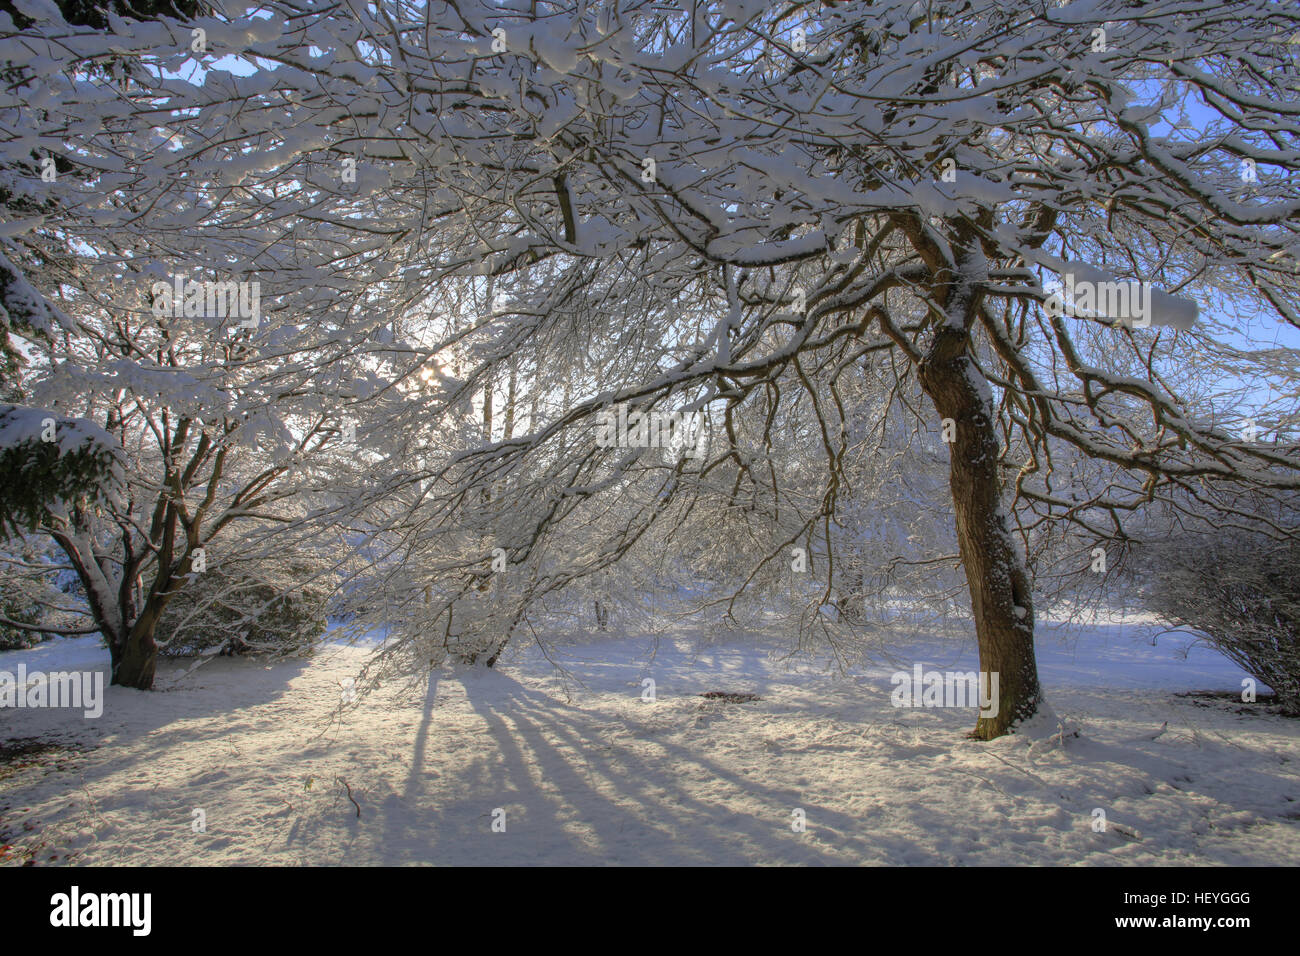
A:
2 617 1297 865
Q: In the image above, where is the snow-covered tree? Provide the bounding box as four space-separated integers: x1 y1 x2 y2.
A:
5 1 1299 736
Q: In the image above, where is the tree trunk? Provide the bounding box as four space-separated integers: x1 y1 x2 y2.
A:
110 613 159 689
919 348 1042 739
484 637 508 668
502 356 518 441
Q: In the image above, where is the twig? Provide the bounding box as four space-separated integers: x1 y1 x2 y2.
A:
1109 821 1143 841
979 749 1049 787
336 777 361 819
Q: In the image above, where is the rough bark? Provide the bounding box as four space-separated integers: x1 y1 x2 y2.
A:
919 341 1042 738
110 621 158 689
109 596 165 689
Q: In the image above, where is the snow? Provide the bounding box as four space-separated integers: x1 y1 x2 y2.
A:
1 0 1298 870
2 615 1296 866
0 249 70 334
0 405 118 462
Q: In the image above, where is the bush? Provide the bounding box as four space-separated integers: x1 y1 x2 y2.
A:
1144 529 1300 715
0 560 77 650
0 591 43 650
155 562 328 658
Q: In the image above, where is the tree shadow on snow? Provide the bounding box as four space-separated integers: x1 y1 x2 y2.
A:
379 666 868 865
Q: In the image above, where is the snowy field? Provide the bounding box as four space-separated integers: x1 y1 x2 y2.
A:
2 618 1297 867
